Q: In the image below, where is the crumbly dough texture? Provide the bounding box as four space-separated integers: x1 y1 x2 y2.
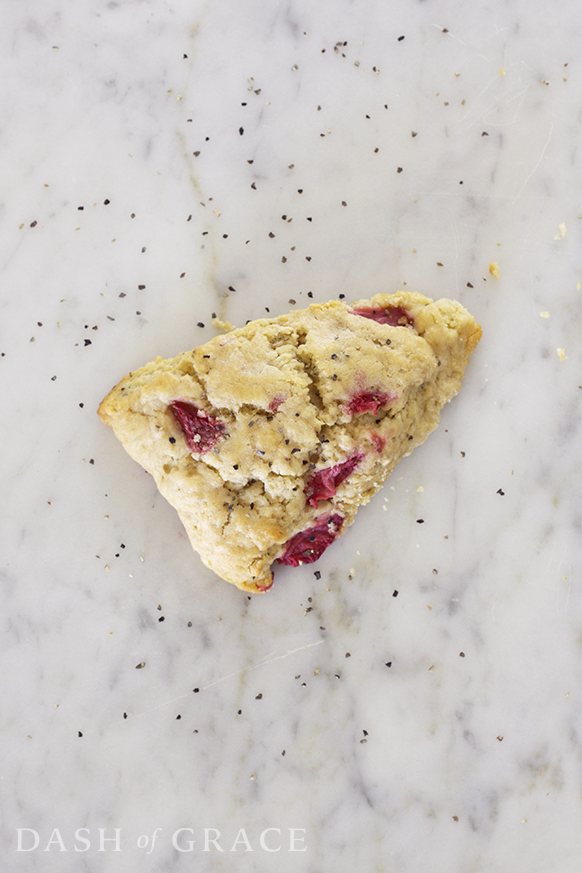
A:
98 292 481 593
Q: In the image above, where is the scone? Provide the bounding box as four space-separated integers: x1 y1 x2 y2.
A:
98 292 481 593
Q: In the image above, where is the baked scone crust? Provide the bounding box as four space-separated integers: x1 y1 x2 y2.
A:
98 292 481 592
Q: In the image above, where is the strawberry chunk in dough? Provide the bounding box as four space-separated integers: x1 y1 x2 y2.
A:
278 514 344 566
351 304 413 327
170 401 226 454
305 454 364 507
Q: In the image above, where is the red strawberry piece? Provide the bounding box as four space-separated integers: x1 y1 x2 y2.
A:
278 514 344 566
369 431 387 453
350 304 413 327
305 453 364 508
268 394 285 413
344 389 396 416
169 401 226 454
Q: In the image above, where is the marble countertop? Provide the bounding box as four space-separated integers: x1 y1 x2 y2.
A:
3 1 582 870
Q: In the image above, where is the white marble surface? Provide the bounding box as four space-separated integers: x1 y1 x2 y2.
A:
2 0 582 869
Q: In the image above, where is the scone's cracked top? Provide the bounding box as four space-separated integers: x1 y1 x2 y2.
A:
98 292 482 593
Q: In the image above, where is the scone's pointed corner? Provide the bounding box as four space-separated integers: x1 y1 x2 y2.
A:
97 376 127 427
219 568 274 595
97 395 112 426
255 571 275 593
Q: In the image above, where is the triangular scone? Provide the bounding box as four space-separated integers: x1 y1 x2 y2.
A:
98 292 481 593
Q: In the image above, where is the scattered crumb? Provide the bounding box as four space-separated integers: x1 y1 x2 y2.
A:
489 262 500 279
540 312 550 318
557 348 567 361
554 223 567 239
